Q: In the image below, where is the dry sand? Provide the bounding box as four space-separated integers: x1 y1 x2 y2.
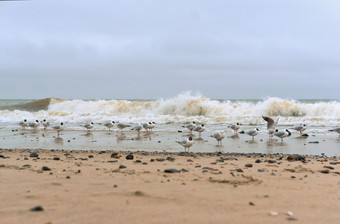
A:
1 149 340 224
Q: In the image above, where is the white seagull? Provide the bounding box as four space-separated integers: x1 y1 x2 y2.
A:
182 121 197 133
131 123 143 134
53 122 64 136
117 122 130 132
84 122 94 131
329 127 340 136
177 136 194 152
274 129 291 142
29 120 40 129
19 119 27 130
211 131 225 146
194 124 205 137
142 122 152 131
230 123 241 134
41 119 50 130
104 121 115 131
262 116 279 137
246 128 260 140
293 124 307 135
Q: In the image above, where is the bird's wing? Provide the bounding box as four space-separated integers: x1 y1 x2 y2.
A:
262 116 274 129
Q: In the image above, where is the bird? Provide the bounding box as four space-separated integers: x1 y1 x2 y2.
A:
262 116 279 137
29 120 40 129
19 119 27 130
131 123 143 134
52 122 64 136
104 121 115 131
194 124 205 137
182 121 197 133
148 122 156 131
329 127 340 136
142 122 152 131
230 123 240 134
116 122 130 132
177 136 194 152
84 122 94 131
274 129 291 142
293 124 307 135
41 119 49 130
246 128 259 140
211 131 225 146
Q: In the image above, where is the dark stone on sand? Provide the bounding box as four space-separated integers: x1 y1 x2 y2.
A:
187 159 194 162
111 152 118 158
126 154 134 160
268 160 277 164
245 164 253 168
164 168 180 173
88 155 94 158
177 130 182 132
0 154 4 158
320 169 330 174
29 205 44 212
134 191 144 196
29 152 39 158
236 168 243 172
0 165 5 167
119 165 127 169
24 157 29 160
108 160 118 163
323 166 334 170
156 158 165 162
287 217 298 221
257 169 265 172
42 166 51 171
255 159 262 163
181 169 189 173
287 155 305 162
142 162 148 165
330 162 339 165
166 157 175 162
53 157 60 160
249 202 255 206
308 141 319 144
135 160 142 163
150 159 155 162
66 176 70 179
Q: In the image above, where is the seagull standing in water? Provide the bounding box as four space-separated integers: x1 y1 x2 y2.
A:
53 122 64 136
329 127 340 136
194 124 205 138
131 123 143 134
41 119 49 130
293 124 307 135
84 122 94 131
104 121 115 131
262 116 279 138
274 129 291 142
246 128 259 140
177 136 194 152
142 122 152 132
211 131 225 146
230 123 240 134
116 122 130 132
19 119 27 130
182 121 197 133
29 120 40 129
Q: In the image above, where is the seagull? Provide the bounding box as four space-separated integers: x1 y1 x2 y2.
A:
194 124 205 137
131 123 143 134
41 119 50 130
182 121 197 133
274 129 291 142
149 122 156 131
84 122 94 131
142 122 152 131
104 121 115 131
117 122 130 132
262 116 279 137
19 119 27 130
293 124 307 135
329 127 340 136
211 131 225 146
177 136 194 152
246 128 259 140
230 123 240 134
29 120 40 129
53 122 64 136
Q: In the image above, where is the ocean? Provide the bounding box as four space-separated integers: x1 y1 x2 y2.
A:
0 93 339 133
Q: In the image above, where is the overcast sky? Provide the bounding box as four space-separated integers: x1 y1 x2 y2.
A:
0 0 339 99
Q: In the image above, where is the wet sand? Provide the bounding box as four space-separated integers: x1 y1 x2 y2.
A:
1 149 340 224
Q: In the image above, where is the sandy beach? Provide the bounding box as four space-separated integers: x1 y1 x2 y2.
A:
1 149 340 224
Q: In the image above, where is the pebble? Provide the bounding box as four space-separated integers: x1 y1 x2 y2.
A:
268 160 277 164
126 154 134 160
287 217 298 221
53 157 60 161
236 168 243 172
111 152 119 158
308 141 319 144
245 164 253 168
29 205 44 212
249 202 255 206
287 155 305 161
119 165 127 169
29 152 39 158
269 211 278 216
88 155 94 158
258 169 265 172
166 157 175 162
142 162 148 165
156 158 165 162
0 165 5 168
66 176 70 179
323 165 334 170
320 169 330 174
42 166 51 171
164 168 180 173
255 159 262 163
107 160 118 163
135 160 142 163
286 211 294 216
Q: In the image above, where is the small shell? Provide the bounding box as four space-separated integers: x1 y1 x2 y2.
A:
269 211 279 216
286 211 294 216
